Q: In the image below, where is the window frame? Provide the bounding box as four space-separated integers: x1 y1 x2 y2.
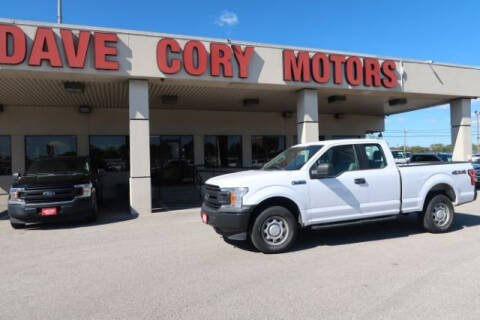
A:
310 143 361 178
354 143 388 170
204 135 243 168
25 135 78 170
0 135 12 175
88 135 130 171
251 135 287 168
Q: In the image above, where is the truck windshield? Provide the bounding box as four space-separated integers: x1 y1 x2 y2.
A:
26 158 89 175
262 145 323 171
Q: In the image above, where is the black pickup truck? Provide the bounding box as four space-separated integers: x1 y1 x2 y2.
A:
8 157 103 229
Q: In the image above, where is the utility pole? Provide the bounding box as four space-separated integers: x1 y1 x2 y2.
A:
57 0 62 24
475 111 479 154
403 128 407 153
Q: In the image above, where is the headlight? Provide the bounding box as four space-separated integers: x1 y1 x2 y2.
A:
219 187 248 212
74 183 92 198
9 187 25 203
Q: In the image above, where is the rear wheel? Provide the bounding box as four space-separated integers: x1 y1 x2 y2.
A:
420 194 454 233
250 206 297 254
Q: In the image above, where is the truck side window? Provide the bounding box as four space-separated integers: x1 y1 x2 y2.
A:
317 145 359 176
360 144 387 169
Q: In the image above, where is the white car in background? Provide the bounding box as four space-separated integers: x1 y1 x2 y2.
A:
391 150 409 164
472 154 480 163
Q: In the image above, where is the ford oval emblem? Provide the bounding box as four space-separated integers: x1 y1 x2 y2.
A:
43 191 56 197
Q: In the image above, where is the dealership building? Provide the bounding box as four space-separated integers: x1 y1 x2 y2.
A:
0 18 479 215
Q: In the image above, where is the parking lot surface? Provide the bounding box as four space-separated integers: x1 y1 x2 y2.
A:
1 200 480 320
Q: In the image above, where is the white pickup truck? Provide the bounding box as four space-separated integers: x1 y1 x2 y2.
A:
201 139 477 253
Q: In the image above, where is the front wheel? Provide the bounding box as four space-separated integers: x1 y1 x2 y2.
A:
86 193 99 223
420 194 454 233
250 206 298 254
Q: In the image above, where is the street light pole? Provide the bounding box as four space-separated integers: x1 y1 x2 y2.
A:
57 0 62 24
403 128 407 153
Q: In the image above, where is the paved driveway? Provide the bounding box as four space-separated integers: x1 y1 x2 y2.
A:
1 200 480 319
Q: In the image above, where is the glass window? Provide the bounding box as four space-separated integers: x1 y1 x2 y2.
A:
316 144 359 176
0 136 11 175
204 135 242 168
263 145 323 171
89 136 129 172
360 144 387 169
26 158 89 175
25 135 77 169
410 154 441 162
252 135 286 168
151 135 194 184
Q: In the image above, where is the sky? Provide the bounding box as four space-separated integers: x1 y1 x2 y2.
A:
2 0 480 147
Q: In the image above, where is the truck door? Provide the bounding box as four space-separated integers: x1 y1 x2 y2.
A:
306 144 367 224
354 143 401 216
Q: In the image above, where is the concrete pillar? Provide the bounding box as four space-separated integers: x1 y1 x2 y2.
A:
193 134 204 166
450 98 472 161
129 80 152 216
297 89 319 143
11 135 24 174
242 135 252 167
77 134 90 157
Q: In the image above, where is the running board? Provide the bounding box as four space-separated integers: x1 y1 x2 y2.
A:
310 215 398 230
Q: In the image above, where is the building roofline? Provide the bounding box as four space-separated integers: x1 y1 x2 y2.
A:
2 17 480 71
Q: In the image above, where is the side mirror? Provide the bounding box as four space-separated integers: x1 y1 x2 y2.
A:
12 172 21 181
310 163 333 179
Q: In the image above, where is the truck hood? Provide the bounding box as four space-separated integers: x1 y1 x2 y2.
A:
12 174 90 188
205 170 291 188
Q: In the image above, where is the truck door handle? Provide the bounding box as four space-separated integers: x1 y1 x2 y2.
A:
354 178 366 184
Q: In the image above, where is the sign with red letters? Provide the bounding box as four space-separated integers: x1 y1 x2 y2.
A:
0 24 398 88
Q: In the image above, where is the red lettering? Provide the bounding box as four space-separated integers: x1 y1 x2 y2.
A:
0 24 26 64
157 38 181 74
381 60 397 88
94 32 118 70
283 50 310 82
345 57 363 86
183 40 207 76
363 58 381 87
28 28 62 67
311 53 330 83
329 55 346 84
232 45 254 78
60 29 90 68
210 43 232 77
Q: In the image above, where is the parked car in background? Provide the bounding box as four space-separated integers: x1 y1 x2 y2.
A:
472 154 480 163
201 139 476 253
409 153 451 163
7 157 103 229
391 150 409 164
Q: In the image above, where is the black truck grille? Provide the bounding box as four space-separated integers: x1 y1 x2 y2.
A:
23 186 75 204
204 184 222 209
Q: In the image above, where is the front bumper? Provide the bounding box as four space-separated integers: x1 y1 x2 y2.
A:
201 205 253 236
8 197 94 223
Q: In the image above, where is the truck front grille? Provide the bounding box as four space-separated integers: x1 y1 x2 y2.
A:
23 186 75 204
204 184 222 210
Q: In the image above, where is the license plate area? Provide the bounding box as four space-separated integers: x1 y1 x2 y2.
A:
41 207 57 216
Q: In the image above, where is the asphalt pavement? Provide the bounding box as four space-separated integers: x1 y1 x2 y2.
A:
1 200 480 320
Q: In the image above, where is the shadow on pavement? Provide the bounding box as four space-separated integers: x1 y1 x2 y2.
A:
224 212 480 253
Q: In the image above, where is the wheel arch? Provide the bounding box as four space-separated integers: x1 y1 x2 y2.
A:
249 196 302 230
422 183 456 211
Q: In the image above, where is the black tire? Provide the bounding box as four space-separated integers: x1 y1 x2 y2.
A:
250 206 298 254
420 194 454 233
